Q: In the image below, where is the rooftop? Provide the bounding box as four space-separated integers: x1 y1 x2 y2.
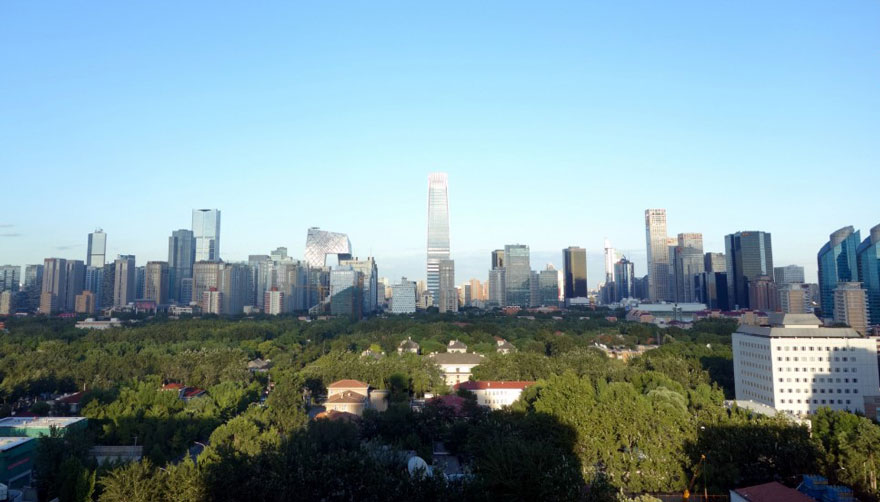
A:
732 481 816 502
0 416 86 428
328 379 369 389
430 352 485 365
325 390 367 404
0 437 34 452
736 323 862 339
768 313 822 327
447 340 467 349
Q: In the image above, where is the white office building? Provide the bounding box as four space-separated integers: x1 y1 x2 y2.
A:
390 277 417 314
733 313 880 416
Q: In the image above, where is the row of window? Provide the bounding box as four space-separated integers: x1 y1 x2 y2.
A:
778 377 858 384
777 367 858 373
778 345 858 352
777 356 856 362
780 398 852 406
780 388 859 395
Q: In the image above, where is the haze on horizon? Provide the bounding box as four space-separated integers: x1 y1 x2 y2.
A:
2 1 879 286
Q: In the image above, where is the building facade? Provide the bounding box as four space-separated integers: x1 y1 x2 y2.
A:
833 283 869 335
426 173 451 307
563 246 587 303
818 226 860 320
330 266 363 319
304 227 352 268
673 233 704 303
645 209 670 301
113 255 136 307
87 229 107 268
390 277 417 314
857 223 880 327
192 209 221 262
725 231 774 310
40 258 68 314
438 259 457 313
144 261 170 305
614 257 635 301
774 265 805 285
168 229 195 303
504 244 531 307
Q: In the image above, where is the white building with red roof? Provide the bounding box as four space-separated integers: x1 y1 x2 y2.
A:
454 381 535 410
323 379 389 417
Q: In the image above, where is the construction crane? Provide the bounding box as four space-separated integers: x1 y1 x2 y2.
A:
683 454 707 501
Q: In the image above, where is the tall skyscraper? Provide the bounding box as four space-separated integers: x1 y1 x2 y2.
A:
304 227 352 267
144 261 170 305
113 255 136 307
673 233 704 303
168 229 195 302
704 252 726 273
538 265 559 306
488 268 506 307
817 226 860 319
0 265 20 292
779 283 812 315
833 282 869 335
438 259 457 313
747 275 778 312
504 244 531 307
774 265 805 285
192 209 221 262
426 173 451 306
857 223 880 327
491 249 504 270
65 260 86 312
562 246 587 303
101 263 116 310
645 209 670 302
330 266 363 319
192 261 221 306
87 229 107 268
40 258 68 314
603 239 616 284
23 264 43 311
339 256 380 315
724 231 773 310
614 257 635 301
390 278 417 314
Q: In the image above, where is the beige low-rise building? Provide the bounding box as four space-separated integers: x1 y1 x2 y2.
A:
323 379 388 416
429 352 484 386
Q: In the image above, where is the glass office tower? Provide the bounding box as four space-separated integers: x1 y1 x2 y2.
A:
817 226 860 319
563 246 587 302
724 231 773 310
857 223 880 326
168 229 196 302
87 229 107 268
192 209 221 262
645 209 670 301
504 244 531 307
426 173 451 306
304 227 352 268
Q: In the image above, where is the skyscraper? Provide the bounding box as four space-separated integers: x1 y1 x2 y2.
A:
562 246 587 303
168 229 195 302
774 265 805 285
113 255 136 307
604 239 616 284
857 223 880 327
673 233 704 303
192 209 221 262
488 268 506 307
0 265 20 293
817 226 860 319
330 266 363 319
65 260 86 312
614 257 635 301
491 249 504 270
23 264 43 311
833 282 869 335
504 244 531 307
438 259 457 313
538 265 560 306
390 278 417 314
304 227 352 268
40 258 68 314
645 209 670 302
426 173 451 306
87 229 107 268
144 261 170 305
724 231 774 310
339 256 380 315
704 252 726 273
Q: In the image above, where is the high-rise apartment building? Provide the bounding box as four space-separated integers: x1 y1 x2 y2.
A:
491 250 504 270
219 262 251 315
65 260 86 312
0 291 15 315
774 265 805 285
833 282 869 335
488 268 506 307
426 173 451 307
614 257 635 301
645 209 670 301
0 266 20 293
725 231 774 310
168 229 195 303
192 261 221 306
562 246 587 303
504 245 531 307
779 283 812 315
818 226 860 320
192 209 221 262
87 229 107 268
264 288 284 315
438 259 457 313
23 264 43 311
857 223 880 327
144 261 170 305
101 263 115 310
604 239 616 284
75 291 96 315
40 258 68 314
113 255 136 307
748 275 778 312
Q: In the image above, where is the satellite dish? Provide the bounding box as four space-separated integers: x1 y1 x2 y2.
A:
407 456 431 478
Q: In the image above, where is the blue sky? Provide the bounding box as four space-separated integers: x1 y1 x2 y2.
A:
2 1 879 285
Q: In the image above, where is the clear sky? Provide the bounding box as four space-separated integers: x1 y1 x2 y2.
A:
2 1 879 286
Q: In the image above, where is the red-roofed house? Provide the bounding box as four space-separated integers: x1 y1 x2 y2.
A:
161 383 206 402
730 482 816 502
57 391 85 413
322 379 389 417
454 381 535 410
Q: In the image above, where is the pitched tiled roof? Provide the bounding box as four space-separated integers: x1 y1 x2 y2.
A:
733 482 816 502
325 390 367 404
182 388 206 399
328 379 369 389
161 383 185 390
455 381 535 391
58 391 85 404
429 352 484 365
447 340 467 349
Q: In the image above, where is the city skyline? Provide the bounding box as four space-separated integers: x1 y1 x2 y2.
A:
3 3 880 285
